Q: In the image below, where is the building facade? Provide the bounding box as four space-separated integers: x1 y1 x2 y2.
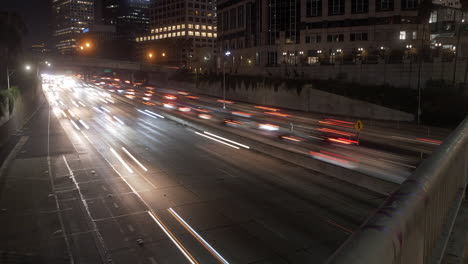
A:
52 0 95 55
136 0 218 68
102 0 151 40
217 0 434 73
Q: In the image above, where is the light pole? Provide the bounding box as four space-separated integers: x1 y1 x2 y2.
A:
223 51 231 109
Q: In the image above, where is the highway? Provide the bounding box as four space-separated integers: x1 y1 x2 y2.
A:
0 74 449 264
88 76 447 184
0 74 396 263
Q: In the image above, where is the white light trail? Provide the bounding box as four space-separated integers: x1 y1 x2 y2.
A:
113 116 125 125
101 106 111 113
79 120 90 130
93 107 104 113
144 110 165 119
121 147 148 172
70 120 80 130
203 132 250 149
147 211 198 264
78 101 86 107
195 132 240 149
168 208 230 264
68 109 76 117
72 101 79 107
137 109 158 119
110 147 133 173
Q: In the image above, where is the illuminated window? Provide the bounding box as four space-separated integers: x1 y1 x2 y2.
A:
172 25 176 30
195 31 200 36
188 31 194 36
195 24 200 29
188 24 193 29
144 36 147 41
159 28 162 32
156 35 159 39
176 32 180 36
201 32 206 37
181 24 186 29
151 29 154 33
164 27 167 32
181 31 186 36
214 26 217 31
214 33 217 38
208 26 213 30
399 31 406 40
168 33 172 37
207 33 213 37
151 35 155 40
164 33 167 38
177 25 180 29
201 25 206 30
155 29 158 33
136 38 139 42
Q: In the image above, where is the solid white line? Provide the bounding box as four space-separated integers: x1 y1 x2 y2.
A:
147 211 197 264
79 120 90 129
121 147 148 172
203 131 250 149
110 147 133 173
169 208 230 264
70 120 80 130
195 132 240 149
144 109 165 119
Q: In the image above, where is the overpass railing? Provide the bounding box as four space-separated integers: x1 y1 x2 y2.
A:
327 116 468 264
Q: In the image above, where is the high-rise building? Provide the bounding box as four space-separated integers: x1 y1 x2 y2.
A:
217 0 434 73
52 0 95 55
136 0 218 67
102 0 151 40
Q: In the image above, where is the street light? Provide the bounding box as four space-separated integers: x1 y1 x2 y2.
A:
148 52 153 58
85 42 91 48
223 51 231 109
25 65 31 71
162 52 166 57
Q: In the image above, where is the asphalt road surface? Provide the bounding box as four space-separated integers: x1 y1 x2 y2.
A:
0 76 389 264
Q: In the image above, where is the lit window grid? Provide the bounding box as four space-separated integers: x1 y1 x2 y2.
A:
137 24 217 42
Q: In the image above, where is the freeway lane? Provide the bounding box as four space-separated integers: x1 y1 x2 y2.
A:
35 74 387 263
92 79 448 181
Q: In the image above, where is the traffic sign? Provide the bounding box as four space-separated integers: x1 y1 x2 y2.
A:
355 120 364 131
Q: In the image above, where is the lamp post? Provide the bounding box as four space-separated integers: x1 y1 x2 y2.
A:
223 51 231 109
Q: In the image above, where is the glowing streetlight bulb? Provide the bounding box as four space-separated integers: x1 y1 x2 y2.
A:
85 42 91 48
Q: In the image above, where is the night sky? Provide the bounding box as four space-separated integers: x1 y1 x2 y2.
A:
2 0 52 49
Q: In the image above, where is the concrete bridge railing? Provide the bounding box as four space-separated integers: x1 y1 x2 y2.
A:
326 116 468 264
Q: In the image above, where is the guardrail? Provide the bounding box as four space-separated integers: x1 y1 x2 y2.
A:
326 116 468 264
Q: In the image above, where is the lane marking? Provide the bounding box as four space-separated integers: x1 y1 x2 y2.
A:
195 132 240 149
79 134 199 264
203 131 250 149
168 208 230 264
121 147 148 172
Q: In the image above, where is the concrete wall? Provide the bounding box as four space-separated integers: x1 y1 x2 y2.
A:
163 79 415 121
0 78 45 147
220 59 468 90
